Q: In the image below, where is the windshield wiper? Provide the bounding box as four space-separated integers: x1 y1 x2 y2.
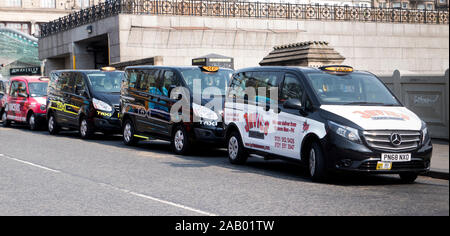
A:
344 102 397 106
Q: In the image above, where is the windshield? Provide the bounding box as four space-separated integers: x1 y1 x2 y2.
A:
28 82 48 97
86 71 123 93
305 72 401 106
180 68 232 96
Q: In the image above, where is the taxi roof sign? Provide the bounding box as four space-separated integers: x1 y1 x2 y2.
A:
320 65 353 74
101 66 116 71
39 77 50 81
201 66 220 72
192 54 234 69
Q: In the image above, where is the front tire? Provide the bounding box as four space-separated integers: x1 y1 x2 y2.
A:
1 111 10 127
79 118 94 139
171 125 192 155
48 113 59 135
122 119 139 146
227 131 248 165
308 142 328 182
28 113 38 131
399 172 418 184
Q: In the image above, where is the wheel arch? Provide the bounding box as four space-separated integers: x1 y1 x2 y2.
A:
300 133 323 161
225 122 240 140
26 109 34 122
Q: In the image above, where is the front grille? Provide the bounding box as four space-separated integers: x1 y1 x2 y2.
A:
359 160 428 171
363 130 421 151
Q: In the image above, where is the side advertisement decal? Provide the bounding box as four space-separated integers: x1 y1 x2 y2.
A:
49 100 80 115
225 103 326 160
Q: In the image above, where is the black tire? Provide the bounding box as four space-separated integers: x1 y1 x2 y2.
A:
308 142 328 182
28 112 38 131
227 131 248 165
171 125 192 155
122 119 139 146
399 172 419 184
79 117 95 139
47 113 59 135
1 110 10 127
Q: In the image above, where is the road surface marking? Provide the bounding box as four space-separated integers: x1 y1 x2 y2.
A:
99 183 217 216
0 154 60 173
0 153 215 216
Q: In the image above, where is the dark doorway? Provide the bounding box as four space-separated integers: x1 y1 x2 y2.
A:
74 34 109 69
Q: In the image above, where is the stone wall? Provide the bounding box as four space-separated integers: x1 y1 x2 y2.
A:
379 69 449 139
118 14 449 74
39 14 449 75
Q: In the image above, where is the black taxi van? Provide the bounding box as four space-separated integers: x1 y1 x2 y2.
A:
120 66 233 155
224 66 432 183
47 68 124 138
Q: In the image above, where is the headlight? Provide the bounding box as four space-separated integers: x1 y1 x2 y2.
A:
193 103 218 120
421 121 429 144
328 121 361 143
93 98 112 112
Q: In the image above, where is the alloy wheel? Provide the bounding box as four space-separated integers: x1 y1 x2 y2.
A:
80 120 88 137
124 123 132 143
228 136 239 160
48 116 54 132
309 148 316 177
29 115 35 129
174 130 184 151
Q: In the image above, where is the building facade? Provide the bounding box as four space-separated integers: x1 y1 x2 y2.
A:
0 0 105 37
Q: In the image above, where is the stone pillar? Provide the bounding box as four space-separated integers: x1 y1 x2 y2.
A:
392 69 402 102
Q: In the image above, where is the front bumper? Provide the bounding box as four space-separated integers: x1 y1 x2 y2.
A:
191 123 226 145
322 132 432 174
93 117 121 132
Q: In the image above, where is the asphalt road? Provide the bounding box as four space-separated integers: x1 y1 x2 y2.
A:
0 125 448 216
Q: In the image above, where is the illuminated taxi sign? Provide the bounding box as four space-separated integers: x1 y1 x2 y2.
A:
320 65 354 74
201 66 220 72
101 67 116 72
39 77 50 81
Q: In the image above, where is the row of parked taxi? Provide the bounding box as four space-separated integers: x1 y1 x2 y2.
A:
0 65 433 183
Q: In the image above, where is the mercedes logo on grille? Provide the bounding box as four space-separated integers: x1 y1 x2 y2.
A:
390 133 402 146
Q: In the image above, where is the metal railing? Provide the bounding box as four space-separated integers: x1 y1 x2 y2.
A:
40 0 449 37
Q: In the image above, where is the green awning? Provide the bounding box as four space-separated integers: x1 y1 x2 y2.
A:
0 28 41 77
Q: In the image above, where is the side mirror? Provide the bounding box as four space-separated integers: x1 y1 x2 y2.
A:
283 99 303 110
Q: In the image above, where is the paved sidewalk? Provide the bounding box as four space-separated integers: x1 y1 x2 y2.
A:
425 139 449 180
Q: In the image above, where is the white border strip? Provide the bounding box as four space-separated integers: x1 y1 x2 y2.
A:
0 154 60 173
